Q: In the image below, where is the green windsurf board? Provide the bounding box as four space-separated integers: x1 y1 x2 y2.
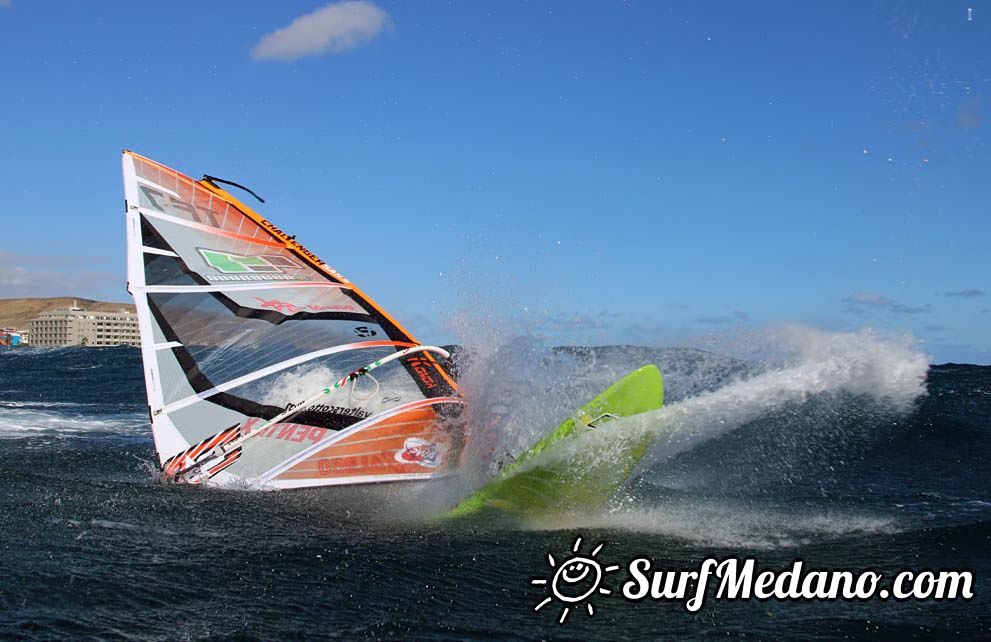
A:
441 364 664 519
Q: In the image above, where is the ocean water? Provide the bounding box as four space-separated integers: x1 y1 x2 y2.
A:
0 331 989 640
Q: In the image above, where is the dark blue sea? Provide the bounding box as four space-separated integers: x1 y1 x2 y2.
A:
1 335 989 640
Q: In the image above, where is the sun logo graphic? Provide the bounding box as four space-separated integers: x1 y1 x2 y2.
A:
531 536 620 625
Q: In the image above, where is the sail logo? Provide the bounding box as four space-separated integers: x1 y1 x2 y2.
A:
254 297 359 314
258 217 347 280
395 437 441 468
198 248 301 276
406 356 438 389
353 326 377 338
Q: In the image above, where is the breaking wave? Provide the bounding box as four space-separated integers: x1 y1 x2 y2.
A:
0 402 145 438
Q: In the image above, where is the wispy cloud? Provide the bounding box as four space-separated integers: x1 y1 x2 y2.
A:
0 1 12 9
693 310 750 325
843 291 929 314
500 310 623 336
956 95 983 129
846 292 892 306
538 312 608 332
694 316 735 325
0 251 119 298
251 1 390 62
943 288 985 298
0 251 108 269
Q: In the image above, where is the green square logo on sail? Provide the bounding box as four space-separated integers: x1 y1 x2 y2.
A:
198 248 298 274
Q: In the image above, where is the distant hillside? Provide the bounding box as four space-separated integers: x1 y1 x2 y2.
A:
0 298 136 330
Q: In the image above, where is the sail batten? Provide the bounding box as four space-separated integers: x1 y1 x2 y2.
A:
134 282 350 293
123 151 465 487
140 207 287 248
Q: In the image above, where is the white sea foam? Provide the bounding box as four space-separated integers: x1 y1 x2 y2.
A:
533 326 929 470
259 364 338 407
256 361 395 415
0 400 90 408
0 405 145 438
431 324 930 543
527 501 899 549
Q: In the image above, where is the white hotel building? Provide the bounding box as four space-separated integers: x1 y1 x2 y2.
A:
29 303 139 347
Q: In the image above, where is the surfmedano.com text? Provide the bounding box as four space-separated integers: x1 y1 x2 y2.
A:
622 558 974 612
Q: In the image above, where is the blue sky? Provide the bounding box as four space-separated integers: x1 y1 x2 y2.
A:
0 1 988 363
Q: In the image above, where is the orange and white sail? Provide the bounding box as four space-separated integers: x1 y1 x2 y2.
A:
122 151 465 488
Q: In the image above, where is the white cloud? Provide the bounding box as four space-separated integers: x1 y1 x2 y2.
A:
251 1 390 62
943 288 985 298
0 1 12 9
692 309 750 325
0 251 119 298
843 291 929 314
846 291 893 306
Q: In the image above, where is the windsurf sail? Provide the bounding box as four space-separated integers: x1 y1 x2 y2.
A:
122 151 465 488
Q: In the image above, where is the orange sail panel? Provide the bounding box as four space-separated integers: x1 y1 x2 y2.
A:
272 403 461 487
